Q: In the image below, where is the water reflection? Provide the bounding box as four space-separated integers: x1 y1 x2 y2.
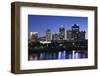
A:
29 50 88 60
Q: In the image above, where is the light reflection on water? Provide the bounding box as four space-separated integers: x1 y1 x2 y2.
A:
29 50 88 60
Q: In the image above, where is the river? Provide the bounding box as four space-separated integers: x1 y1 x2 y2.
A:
28 50 88 60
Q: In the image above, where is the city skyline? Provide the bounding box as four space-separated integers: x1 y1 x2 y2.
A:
28 15 88 39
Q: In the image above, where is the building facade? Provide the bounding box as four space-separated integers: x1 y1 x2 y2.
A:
72 24 80 40
80 31 86 40
59 25 65 40
52 33 59 40
67 30 72 40
30 32 38 41
45 29 51 41
67 24 86 41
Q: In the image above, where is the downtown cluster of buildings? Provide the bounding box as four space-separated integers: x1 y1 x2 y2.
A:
29 24 86 42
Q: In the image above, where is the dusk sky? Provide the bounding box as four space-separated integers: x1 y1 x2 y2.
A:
28 15 88 39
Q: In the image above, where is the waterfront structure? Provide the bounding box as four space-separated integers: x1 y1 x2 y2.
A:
40 41 51 44
59 25 65 40
30 32 38 41
45 29 51 41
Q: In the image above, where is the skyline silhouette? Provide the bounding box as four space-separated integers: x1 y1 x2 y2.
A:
28 15 88 39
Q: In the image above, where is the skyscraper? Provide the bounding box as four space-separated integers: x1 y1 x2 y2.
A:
59 25 65 40
45 29 51 41
67 30 72 40
72 24 79 32
80 31 86 40
52 33 59 40
72 24 80 40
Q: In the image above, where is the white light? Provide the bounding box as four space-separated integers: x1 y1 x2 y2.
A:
60 25 64 27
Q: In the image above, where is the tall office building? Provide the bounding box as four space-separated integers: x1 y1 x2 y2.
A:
80 31 86 40
67 30 72 40
52 33 59 40
59 25 65 40
30 32 38 41
45 29 51 41
72 24 80 40
38 36 46 41
72 24 79 32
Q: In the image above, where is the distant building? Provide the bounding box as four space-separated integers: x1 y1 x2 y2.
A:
30 32 38 41
80 31 86 40
38 36 46 41
72 24 79 32
45 29 51 41
71 24 80 40
67 30 72 40
30 24 86 42
59 25 65 40
66 24 86 41
52 33 59 40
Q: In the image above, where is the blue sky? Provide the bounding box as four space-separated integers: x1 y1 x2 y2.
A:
28 15 88 39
